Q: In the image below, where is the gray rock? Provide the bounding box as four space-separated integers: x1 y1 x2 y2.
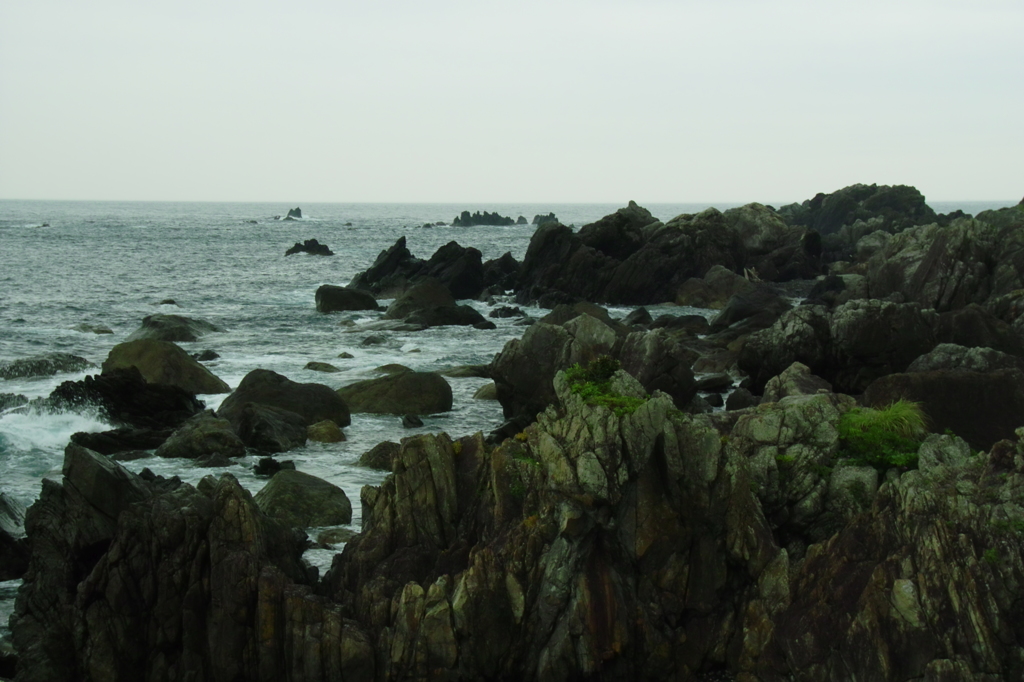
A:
762 362 833 403
218 368 351 429
0 353 94 380
908 343 1024 374
357 441 400 470
125 314 223 343
337 371 453 415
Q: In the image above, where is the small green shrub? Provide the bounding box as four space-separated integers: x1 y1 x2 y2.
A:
838 400 927 470
563 356 647 417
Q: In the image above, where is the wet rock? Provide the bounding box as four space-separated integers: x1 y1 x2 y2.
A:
622 306 653 327
357 441 400 470
337 371 453 415
402 414 424 428
192 349 219 362
385 278 456 320
315 284 378 312
70 427 174 455
253 457 296 477
0 393 29 411
255 469 353 528
0 353 94 380
439 364 491 378
234 403 308 453
708 286 793 334
405 304 489 329
285 238 333 256
154 411 245 460
72 323 114 335
481 252 521 291
650 313 711 335
125 313 223 343
307 419 346 443
305 361 340 373
490 305 525 319
473 382 498 400
102 338 230 394
285 206 302 219
694 373 733 393
218 368 351 429
726 387 759 410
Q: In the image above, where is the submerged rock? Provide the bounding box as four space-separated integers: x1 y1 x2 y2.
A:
125 313 223 343
285 238 333 256
0 352 94 380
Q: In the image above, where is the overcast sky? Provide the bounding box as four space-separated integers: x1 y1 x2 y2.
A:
1 0 1021 203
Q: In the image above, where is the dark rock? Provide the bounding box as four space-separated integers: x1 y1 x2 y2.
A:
439 364 491 379
357 441 401 470
863 369 1024 451
315 284 378 313
532 212 558 226
0 353 94 380
102 339 230 394
286 206 302 219
337 371 453 415
0 393 29 411
402 414 424 428
235 403 308 453
778 183 938 236
405 304 489 329
650 314 710 335
307 419 346 443
305 361 340 373
349 236 424 296
125 314 223 343
622 306 653 327
907 343 1024 374
337 352 355 359
385 278 456 320
676 264 755 309
0 493 28 581
473 382 498 400
70 427 173 455
618 328 698 408
451 210 515 227
538 302 619 329
285 238 333 256
704 392 724 408
709 286 793 333
481 252 521 291
253 457 296 477
489 305 525 319
419 241 484 299
192 349 219 362
361 335 387 346
154 411 245 459
316 528 357 546
694 373 733 392
47 367 204 430
217 368 351 429
726 387 759 410
255 469 352 528
72 323 114 334
934 304 1024 356
761 361 833 403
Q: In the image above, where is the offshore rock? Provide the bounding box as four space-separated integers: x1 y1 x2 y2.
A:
349 238 486 299
337 370 453 415
102 339 230 394
125 314 223 343
451 210 515 227
0 353 94 380
284 238 332 255
217 368 351 429
314 284 378 313
285 206 302 219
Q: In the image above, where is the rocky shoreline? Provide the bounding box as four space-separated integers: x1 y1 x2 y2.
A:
3 184 1024 681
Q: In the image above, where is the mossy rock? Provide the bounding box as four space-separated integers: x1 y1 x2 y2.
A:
337 371 453 415
254 470 352 528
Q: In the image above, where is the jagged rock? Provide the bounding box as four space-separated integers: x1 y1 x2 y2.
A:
0 352 94 380
0 392 29 411
102 339 230 394
481 252 521 291
337 371 453 415
419 241 484 299
777 183 939 236
405 304 490 329
125 313 223 343
357 441 400 470
622 306 653 327
761 362 833 403
907 343 1024 373
307 419 346 443
532 212 558 226
254 469 352 528
489 305 525 319
452 210 515 227
286 206 302 219
349 236 425 296
934 303 1024 356
47 367 204 430
13 444 370 681
0 493 28 581
863 369 1024 451
676 264 756 309
385 278 456 320
618 328 698 408
349 238 487 299
315 284 378 312
285 238 333 256
650 313 711 335
154 411 245 459
694 373 733 392
217 368 351 429
726 387 759 410
70 427 173 454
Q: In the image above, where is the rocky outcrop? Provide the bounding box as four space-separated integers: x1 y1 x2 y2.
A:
336 370 453 415
314 284 378 313
777 183 939 236
532 212 558 226
47 367 204 430
11 444 371 682
234 403 309 454
101 339 230 394
0 353 94 380
0 493 28 581
617 328 697 408
452 210 514 227
125 314 223 343
515 202 821 306
907 343 1024 373
384 278 490 329
285 206 302 219
285 238 332 256
70 427 172 455
217 368 351 429
350 239 487 300
481 252 521 291
254 469 352 528
675 264 755 309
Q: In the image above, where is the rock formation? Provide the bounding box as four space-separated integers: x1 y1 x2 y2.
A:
284 238 332 255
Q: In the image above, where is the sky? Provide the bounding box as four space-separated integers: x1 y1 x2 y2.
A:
1 0 1022 204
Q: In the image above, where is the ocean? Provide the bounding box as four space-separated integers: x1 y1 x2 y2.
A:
0 198 1015 636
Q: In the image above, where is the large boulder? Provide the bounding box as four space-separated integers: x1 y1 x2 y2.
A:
418 241 484 300
675 265 755 309
0 353 94 380
405 305 490 329
125 314 223 343
154 411 246 459
349 238 487 299
315 284 378 312
254 469 352 528
481 252 521 291
70 427 172 454
863 369 1024 451
349 236 424 296
337 371 453 415
217 368 351 428
384 278 456 320
46 367 204 430
102 339 230 394
235 403 308 453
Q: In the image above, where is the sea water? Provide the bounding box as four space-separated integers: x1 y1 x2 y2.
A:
0 198 1014 636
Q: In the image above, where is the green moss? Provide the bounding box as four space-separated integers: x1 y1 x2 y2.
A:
564 356 647 417
838 400 927 470
983 548 1000 566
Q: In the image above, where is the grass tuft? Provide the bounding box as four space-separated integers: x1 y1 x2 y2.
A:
563 356 647 417
838 400 928 470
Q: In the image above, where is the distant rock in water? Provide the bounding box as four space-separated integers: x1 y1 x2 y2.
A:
284 207 302 220
452 210 515 227
532 212 558 226
516 215 527 225
285 239 333 256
